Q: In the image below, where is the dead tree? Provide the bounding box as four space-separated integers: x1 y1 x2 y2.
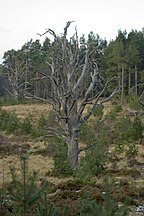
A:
4 58 29 99
38 22 119 168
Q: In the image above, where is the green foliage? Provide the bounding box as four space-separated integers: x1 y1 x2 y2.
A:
36 194 70 216
62 206 70 216
106 103 122 121
52 142 73 177
33 114 48 137
0 109 33 135
0 96 28 106
115 116 134 142
111 95 121 105
80 178 129 216
76 121 109 181
115 116 133 153
79 123 96 145
105 108 117 120
30 114 48 138
80 200 104 216
38 114 47 131
125 142 138 158
115 141 125 154
0 109 20 134
76 142 108 181
113 104 123 113
8 155 48 216
115 115 143 156
80 197 128 216
132 115 144 140
128 96 142 111
47 110 57 128
93 104 104 119
21 114 33 135
109 96 123 113
36 192 59 216
113 114 144 158
0 109 49 138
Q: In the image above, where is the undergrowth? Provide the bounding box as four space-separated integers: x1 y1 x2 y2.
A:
0 156 131 216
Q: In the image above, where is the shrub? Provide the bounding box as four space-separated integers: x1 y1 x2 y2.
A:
8 155 49 215
76 141 108 180
36 114 48 136
52 141 73 177
105 108 117 120
79 123 97 145
76 122 109 181
132 115 144 140
114 115 143 156
80 178 129 216
21 114 33 135
36 192 59 216
93 104 104 119
113 104 123 113
128 96 142 111
0 109 20 134
0 96 28 106
80 200 105 216
125 142 138 158
115 116 134 143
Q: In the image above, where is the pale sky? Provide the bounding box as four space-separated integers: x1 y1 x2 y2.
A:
0 0 144 63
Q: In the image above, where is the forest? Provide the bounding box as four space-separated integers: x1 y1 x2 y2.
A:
0 22 144 215
0 26 144 101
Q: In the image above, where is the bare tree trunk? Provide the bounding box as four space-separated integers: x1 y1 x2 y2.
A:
24 60 28 96
128 66 131 95
135 65 138 96
67 125 79 168
121 64 124 105
118 64 121 89
36 22 119 168
13 89 19 99
6 59 26 99
35 71 40 97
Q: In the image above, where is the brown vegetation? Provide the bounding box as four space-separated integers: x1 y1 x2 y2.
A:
0 102 144 215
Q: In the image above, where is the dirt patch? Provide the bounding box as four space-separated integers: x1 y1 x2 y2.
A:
0 134 30 156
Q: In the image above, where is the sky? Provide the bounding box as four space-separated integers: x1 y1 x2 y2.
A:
0 0 144 63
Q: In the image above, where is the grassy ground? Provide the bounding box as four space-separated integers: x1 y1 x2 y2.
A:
0 102 144 215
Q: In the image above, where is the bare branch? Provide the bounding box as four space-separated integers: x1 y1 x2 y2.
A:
73 49 89 92
77 77 119 123
25 93 58 106
138 100 144 108
81 87 119 123
78 142 97 154
64 21 74 36
37 29 57 39
2 86 13 97
34 22 119 168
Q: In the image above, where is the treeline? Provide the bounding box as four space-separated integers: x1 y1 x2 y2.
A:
0 28 144 103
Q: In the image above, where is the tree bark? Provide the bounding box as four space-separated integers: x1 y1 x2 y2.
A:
128 66 131 95
67 126 79 168
121 64 124 105
36 22 118 168
134 65 138 96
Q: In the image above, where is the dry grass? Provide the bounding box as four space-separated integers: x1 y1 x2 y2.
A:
2 103 52 120
0 102 144 216
0 94 72 186
0 154 53 184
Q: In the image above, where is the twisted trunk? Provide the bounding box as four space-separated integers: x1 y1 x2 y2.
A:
67 125 79 168
67 102 79 168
